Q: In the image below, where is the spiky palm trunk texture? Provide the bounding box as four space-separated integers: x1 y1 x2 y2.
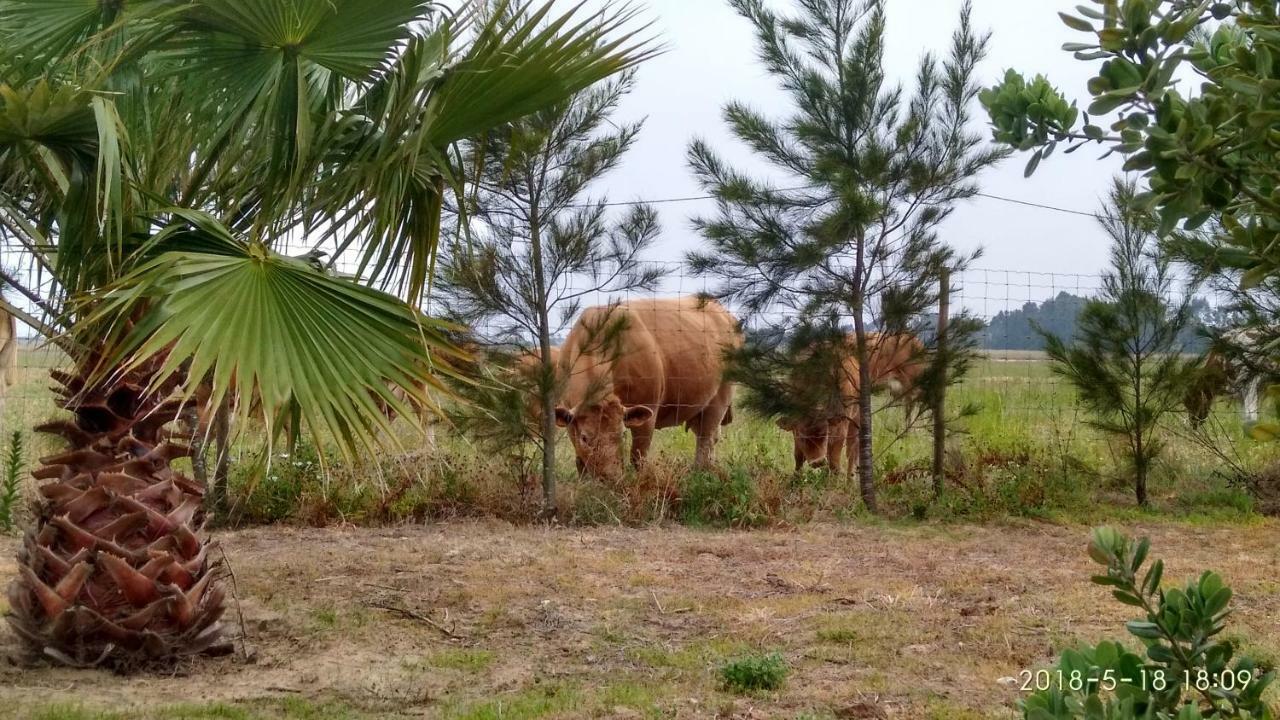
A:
6 357 228 668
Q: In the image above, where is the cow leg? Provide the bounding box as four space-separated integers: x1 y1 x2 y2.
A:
793 435 806 473
693 408 729 467
845 418 860 477
826 417 847 475
694 385 735 468
630 422 655 470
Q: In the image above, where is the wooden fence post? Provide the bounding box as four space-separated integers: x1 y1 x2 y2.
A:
932 269 950 497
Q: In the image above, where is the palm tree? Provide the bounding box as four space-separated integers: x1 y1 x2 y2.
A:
0 0 654 669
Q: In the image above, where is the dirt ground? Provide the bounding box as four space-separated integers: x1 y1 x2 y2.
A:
2 520 1279 719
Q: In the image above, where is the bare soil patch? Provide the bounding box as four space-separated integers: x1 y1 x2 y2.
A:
2 520 1278 719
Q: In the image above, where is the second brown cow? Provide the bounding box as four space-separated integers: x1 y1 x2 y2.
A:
779 333 926 474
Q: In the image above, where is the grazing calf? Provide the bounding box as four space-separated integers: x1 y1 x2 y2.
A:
779 332 926 474
554 297 742 480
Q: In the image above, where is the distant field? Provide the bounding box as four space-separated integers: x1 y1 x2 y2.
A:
976 349 1050 362
1 343 70 451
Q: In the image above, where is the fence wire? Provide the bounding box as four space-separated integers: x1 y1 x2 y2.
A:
0 248 1242 449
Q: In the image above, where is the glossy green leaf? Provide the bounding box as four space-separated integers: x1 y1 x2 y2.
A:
1059 12 1095 33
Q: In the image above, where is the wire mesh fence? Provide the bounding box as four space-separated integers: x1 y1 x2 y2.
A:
434 259 1232 417
0 249 1244 452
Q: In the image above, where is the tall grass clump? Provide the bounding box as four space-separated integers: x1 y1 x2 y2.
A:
680 467 768 528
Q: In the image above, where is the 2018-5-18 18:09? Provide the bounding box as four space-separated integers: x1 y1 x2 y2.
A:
1018 668 1256 693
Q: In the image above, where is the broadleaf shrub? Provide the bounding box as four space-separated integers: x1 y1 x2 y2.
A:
1021 527 1275 719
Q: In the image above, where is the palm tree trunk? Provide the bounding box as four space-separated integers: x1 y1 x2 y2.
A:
8 355 228 668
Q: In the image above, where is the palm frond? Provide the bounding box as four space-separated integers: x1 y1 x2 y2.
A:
321 0 660 302
425 1 660 146
0 0 120 64
0 0 656 459
80 210 465 458
156 0 430 221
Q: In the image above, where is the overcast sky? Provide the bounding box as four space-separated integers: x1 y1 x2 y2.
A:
593 0 1127 287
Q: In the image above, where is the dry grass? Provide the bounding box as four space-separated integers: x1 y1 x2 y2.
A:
3 520 1278 719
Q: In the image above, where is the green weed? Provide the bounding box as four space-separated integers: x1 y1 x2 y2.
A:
441 684 580 720
680 467 766 527
415 648 495 672
719 652 788 693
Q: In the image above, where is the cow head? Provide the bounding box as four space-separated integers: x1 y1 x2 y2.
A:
555 396 653 480
1183 352 1236 428
777 416 834 469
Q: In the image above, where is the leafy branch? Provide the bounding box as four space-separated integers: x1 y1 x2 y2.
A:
1021 527 1274 719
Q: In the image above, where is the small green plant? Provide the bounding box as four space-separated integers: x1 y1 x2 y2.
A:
1020 527 1275 719
0 431 24 533
227 439 326 525
680 468 765 528
816 627 859 645
719 652 788 693
421 648 495 673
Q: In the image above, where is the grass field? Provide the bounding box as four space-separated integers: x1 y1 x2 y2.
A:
201 347 1273 528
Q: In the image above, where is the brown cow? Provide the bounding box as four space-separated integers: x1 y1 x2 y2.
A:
554 297 742 480
1183 328 1280 426
1183 352 1232 428
779 332 926 474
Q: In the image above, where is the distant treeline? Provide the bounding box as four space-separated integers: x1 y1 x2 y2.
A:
542 291 1221 353
979 291 1219 352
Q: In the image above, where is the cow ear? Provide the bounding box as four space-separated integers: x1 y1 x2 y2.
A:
622 405 653 428
776 417 796 431
555 407 574 427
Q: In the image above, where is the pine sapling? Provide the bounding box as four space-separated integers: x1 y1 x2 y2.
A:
0 431 24 533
